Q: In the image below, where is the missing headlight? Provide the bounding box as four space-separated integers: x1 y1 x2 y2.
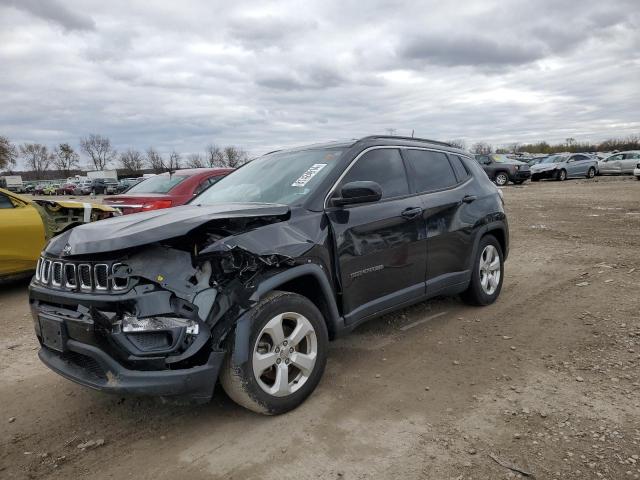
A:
121 315 199 335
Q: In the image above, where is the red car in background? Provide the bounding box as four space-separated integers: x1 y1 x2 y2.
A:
102 168 233 214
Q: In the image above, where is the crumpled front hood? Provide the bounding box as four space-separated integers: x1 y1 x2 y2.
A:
531 163 560 173
46 202 290 256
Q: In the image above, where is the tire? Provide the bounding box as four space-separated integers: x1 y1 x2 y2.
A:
556 169 567 181
494 172 509 186
636 176 640 181
461 234 504 306
220 291 329 415
586 167 596 178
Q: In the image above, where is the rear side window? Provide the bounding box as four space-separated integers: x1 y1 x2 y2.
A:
341 148 409 199
403 149 458 192
449 155 470 182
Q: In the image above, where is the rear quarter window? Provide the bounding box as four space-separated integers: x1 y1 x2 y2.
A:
448 155 470 182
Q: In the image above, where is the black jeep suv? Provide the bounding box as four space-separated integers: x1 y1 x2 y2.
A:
29 136 509 414
475 154 531 186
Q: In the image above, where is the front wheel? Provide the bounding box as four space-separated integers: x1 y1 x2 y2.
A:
556 169 567 181
220 291 329 415
494 172 509 186
586 167 596 178
462 235 504 306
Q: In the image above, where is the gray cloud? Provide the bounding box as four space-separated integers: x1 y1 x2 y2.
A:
398 34 545 67
1 0 95 31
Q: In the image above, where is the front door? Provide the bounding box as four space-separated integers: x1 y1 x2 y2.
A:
326 148 427 324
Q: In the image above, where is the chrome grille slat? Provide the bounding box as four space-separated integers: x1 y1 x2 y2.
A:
111 263 128 291
35 257 42 281
78 264 92 290
42 260 51 284
51 262 63 286
94 264 109 290
64 264 77 288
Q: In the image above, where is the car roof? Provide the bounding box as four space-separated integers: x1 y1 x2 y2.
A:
265 135 462 156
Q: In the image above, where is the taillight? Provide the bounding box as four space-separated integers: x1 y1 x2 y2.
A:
141 200 173 211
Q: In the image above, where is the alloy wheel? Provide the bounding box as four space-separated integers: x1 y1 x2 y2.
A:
479 245 501 295
495 173 508 186
252 312 318 397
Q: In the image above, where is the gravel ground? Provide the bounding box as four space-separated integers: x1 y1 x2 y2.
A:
1 175 639 480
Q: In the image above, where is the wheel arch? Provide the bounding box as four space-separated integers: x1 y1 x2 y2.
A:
466 221 509 273
228 264 343 367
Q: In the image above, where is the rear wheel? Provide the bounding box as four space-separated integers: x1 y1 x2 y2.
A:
556 169 567 181
586 167 596 178
494 172 509 186
220 291 328 415
462 234 504 306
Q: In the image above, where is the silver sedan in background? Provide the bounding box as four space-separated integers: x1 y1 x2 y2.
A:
598 151 640 175
530 153 599 181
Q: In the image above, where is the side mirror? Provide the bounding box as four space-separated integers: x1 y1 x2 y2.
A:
332 181 382 206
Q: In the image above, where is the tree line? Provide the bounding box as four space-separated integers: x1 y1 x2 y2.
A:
0 134 249 178
455 135 640 156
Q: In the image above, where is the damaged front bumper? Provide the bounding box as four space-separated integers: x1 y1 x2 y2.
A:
29 282 225 402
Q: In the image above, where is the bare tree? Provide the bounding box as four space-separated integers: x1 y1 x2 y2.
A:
20 143 52 177
166 150 181 171
119 149 145 173
223 146 248 168
52 143 80 178
186 153 205 168
470 142 493 155
205 144 225 167
0 136 18 171
80 134 117 170
145 147 164 173
447 139 467 150
385 128 396 136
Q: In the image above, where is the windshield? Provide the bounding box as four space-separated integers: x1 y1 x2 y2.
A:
125 174 188 194
491 154 512 163
195 148 343 206
541 155 565 164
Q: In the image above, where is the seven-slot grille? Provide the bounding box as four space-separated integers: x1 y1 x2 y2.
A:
35 257 128 292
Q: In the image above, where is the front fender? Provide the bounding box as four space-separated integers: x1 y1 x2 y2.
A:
230 263 343 366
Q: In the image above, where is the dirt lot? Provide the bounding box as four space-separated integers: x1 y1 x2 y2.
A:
1 176 639 480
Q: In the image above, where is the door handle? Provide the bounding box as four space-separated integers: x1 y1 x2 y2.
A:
401 207 422 219
462 195 477 204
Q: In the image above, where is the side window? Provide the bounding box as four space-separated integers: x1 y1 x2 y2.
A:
449 155 470 182
572 154 587 161
341 149 409 199
404 149 458 192
0 193 16 209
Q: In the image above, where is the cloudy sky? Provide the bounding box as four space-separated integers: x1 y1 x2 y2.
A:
1 0 639 165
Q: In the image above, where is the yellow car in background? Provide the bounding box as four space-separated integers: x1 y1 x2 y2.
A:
0 188 119 278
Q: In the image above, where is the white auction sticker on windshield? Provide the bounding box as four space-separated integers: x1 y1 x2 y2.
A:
291 163 327 187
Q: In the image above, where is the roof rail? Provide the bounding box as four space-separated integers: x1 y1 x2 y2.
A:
361 135 454 148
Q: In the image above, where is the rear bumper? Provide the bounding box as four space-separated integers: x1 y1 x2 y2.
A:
39 340 224 402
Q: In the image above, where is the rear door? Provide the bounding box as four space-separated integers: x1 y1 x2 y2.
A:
402 149 475 293
326 148 427 324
